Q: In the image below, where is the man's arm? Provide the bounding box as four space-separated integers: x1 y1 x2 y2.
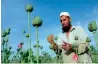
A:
47 34 58 51
47 34 62 55
76 26 89 54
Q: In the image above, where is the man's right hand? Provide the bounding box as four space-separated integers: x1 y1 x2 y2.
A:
47 34 58 51
47 34 55 44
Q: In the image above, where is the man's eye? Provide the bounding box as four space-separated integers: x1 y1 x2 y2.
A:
63 19 66 21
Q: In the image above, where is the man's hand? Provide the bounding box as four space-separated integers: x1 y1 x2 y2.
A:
47 34 55 44
62 41 72 51
47 34 58 51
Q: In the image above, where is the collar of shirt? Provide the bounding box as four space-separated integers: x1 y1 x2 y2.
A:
70 26 75 32
62 26 75 33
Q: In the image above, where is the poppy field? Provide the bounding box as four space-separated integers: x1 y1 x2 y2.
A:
1 4 98 63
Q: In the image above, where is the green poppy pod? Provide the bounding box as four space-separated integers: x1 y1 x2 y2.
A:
17 48 20 52
86 37 91 42
20 42 24 45
5 37 8 42
54 36 58 40
56 54 60 57
32 16 42 27
6 30 10 35
40 46 43 49
1 50 3 53
74 36 78 40
23 30 26 33
4 48 7 52
14 56 16 58
1 30 6 37
20 51 23 55
37 44 40 48
42 52 47 55
33 44 37 48
54 50 58 54
8 28 11 32
26 34 29 38
25 4 33 12
49 44 53 49
2 39 5 45
11 51 14 54
88 21 97 32
9 46 12 50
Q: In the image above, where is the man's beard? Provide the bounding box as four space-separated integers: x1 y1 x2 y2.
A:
62 23 71 32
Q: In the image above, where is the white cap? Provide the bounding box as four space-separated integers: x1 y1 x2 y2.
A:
60 12 70 17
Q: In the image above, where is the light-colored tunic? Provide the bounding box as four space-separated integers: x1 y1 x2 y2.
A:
56 26 92 63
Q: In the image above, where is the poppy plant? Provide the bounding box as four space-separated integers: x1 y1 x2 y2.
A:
72 53 78 61
32 16 43 63
18 44 22 49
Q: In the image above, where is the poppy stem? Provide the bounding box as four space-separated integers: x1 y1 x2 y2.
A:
3 38 5 63
51 50 52 57
36 27 39 63
41 49 42 56
7 35 9 49
27 38 28 50
27 37 29 61
21 49 22 63
93 31 98 50
35 48 36 56
28 11 31 62
23 32 25 49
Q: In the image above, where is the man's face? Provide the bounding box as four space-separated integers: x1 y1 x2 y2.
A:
60 15 71 32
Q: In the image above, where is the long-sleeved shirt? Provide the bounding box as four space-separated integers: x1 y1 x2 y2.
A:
56 26 92 63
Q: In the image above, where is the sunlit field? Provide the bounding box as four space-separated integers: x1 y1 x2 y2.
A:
1 0 98 63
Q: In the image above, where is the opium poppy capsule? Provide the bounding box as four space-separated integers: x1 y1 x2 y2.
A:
86 37 91 42
26 34 29 38
20 51 23 55
4 48 7 52
32 16 42 27
2 30 6 37
8 28 11 32
37 44 40 48
74 36 78 40
42 52 47 55
6 30 10 35
5 37 8 42
40 46 43 49
17 48 20 52
54 36 58 40
2 39 5 45
33 44 37 48
9 46 12 50
20 42 24 45
23 30 26 33
88 21 97 32
25 4 33 12
49 44 53 49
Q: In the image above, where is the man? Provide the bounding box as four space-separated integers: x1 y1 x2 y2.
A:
47 12 92 63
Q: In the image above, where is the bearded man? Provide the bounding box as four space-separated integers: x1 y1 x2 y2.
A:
47 12 92 63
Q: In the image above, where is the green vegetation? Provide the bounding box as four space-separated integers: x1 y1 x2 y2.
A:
1 4 98 63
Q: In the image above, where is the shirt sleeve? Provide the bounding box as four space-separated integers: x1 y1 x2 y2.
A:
56 34 63 54
77 26 88 44
57 35 63 46
76 26 89 54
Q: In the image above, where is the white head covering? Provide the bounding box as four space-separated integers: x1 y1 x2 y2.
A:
60 12 70 17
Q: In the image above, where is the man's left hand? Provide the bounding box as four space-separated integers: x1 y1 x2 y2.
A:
62 41 72 51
